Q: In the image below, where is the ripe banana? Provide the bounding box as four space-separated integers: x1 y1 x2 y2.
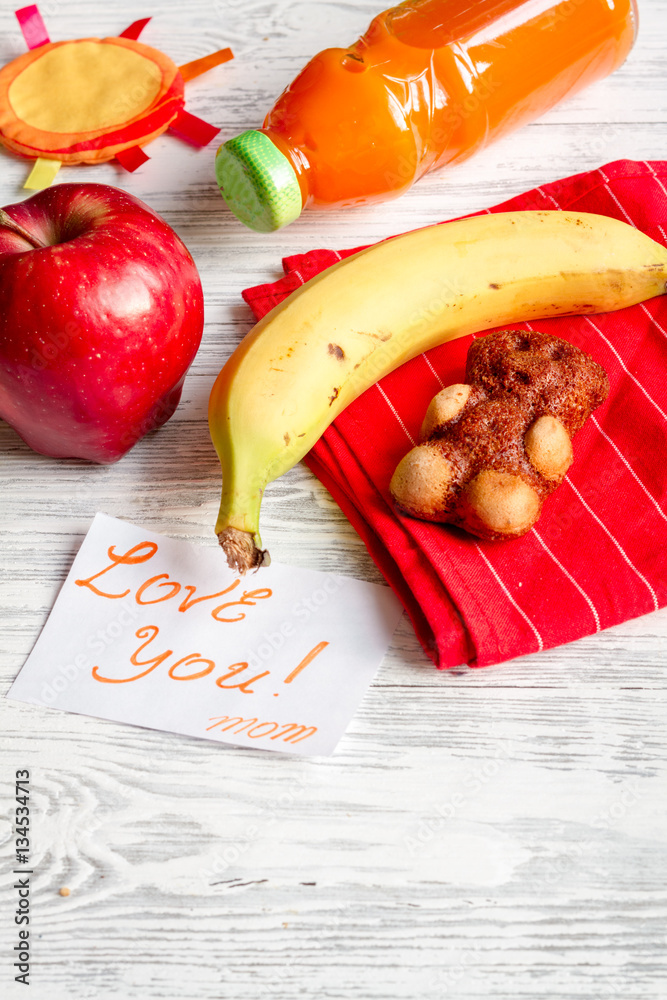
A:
209 210 667 571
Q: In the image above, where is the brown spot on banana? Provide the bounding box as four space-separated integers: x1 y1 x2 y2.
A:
355 330 392 341
328 343 345 359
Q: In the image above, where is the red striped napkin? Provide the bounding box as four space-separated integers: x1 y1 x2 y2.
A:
243 160 667 668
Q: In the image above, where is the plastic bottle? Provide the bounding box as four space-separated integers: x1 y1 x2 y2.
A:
215 0 639 232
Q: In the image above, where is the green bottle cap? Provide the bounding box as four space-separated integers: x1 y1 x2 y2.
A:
215 130 303 233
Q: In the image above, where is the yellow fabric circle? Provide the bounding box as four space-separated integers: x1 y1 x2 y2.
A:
8 39 162 134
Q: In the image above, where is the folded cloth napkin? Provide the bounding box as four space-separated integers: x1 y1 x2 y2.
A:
242 159 667 668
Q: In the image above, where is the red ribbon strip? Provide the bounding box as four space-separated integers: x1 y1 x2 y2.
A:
15 5 50 49
118 17 152 40
115 146 150 172
168 109 220 147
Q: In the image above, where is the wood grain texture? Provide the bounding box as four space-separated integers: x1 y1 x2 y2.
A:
1 1 666 998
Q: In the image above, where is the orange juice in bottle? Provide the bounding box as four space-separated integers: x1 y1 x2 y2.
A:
216 0 638 231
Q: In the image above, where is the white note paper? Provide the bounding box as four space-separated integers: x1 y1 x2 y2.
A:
8 514 403 756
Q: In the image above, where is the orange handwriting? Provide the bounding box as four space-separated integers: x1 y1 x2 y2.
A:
92 624 272 692
76 540 272 622
91 625 330 695
206 715 318 745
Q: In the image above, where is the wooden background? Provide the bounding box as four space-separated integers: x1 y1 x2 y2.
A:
1 1 666 997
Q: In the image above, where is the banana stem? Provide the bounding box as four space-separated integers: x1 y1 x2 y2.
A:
217 527 269 573
215 484 268 572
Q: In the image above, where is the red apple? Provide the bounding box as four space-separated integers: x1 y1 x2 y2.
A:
0 183 204 463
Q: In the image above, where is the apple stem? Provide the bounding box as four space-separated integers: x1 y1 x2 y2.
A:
0 208 47 249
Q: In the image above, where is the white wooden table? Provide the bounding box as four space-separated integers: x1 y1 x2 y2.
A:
2 2 666 998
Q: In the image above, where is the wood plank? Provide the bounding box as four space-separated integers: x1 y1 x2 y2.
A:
1 1 666 997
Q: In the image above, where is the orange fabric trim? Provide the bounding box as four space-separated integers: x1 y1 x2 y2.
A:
179 47 233 83
1 120 178 164
0 36 184 164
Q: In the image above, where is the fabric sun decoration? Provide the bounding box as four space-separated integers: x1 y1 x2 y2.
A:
0 5 233 188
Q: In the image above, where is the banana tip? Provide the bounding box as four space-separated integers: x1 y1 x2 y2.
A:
217 526 269 574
